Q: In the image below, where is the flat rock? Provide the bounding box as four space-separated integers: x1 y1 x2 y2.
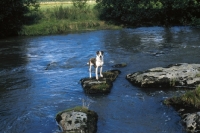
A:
80 70 121 94
55 106 98 133
126 63 200 88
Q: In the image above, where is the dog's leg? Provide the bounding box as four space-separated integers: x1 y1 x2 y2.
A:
89 64 92 78
95 66 98 80
100 66 103 77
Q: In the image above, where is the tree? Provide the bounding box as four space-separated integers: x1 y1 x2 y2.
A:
96 0 200 26
0 0 39 38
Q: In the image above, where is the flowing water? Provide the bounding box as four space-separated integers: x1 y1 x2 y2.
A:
1 27 200 133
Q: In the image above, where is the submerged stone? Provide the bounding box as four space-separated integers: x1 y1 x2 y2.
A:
45 62 58 70
112 63 127 68
126 63 200 88
80 70 121 94
55 106 98 133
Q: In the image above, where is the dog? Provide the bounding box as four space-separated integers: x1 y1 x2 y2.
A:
88 51 104 80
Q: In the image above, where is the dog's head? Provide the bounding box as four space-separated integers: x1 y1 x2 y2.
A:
96 51 104 60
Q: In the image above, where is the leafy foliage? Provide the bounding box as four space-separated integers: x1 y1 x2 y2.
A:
73 0 88 9
0 0 39 38
96 0 200 26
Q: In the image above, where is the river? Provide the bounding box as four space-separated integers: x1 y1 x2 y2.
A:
1 26 200 133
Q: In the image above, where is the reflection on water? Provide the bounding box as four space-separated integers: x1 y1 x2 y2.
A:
0 27 200 133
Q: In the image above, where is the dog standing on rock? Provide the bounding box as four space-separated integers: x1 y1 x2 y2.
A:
88 51 104 80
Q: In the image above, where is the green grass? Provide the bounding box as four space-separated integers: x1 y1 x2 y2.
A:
58 106 90 114
20 19 119 36
196 73 200 77
19 2 120 36
181 86 200 108
164 85 200 109
91 83 110 90
39 3 73 11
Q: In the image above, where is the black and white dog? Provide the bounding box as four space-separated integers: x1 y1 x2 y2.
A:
88 51 104 80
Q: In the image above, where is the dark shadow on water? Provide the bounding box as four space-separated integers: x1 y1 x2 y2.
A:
0 37 32 92
0 37 29 69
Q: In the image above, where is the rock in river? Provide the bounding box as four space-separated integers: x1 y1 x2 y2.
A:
182 112 200 133
80 70 121 94
126 63 200 88
164 84 200 132
112 63 127 68
56 106 98 133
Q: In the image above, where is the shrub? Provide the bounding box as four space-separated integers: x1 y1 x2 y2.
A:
73 0 88 9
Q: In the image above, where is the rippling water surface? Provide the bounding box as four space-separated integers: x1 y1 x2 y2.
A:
1 27 200 133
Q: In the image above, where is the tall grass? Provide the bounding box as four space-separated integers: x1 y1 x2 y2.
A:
19 3 120 36
180 86 200 108
164 85 200 109
51 5 98 20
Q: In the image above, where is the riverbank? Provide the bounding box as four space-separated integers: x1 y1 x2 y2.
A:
19 20 120 36
19 2 121 36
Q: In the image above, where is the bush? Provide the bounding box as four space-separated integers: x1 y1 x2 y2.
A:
73 0 88 9
0 0 39 38
96 0 200 26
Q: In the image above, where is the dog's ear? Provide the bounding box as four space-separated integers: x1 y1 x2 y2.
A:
96 51 99 55
101 51 104 55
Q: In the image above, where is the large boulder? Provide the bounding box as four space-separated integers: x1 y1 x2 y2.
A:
80 70 121 94
55 106 98 133
126 63 200 88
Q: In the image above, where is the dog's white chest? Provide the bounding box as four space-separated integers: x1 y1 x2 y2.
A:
96 60 103 66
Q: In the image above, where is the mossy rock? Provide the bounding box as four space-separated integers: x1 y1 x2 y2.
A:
164 86 200 133
55 106 98 133
164 86 200 113
80 70 121 94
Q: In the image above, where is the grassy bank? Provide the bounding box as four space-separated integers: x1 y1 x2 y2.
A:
19 2 120 36
164 85 200 112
